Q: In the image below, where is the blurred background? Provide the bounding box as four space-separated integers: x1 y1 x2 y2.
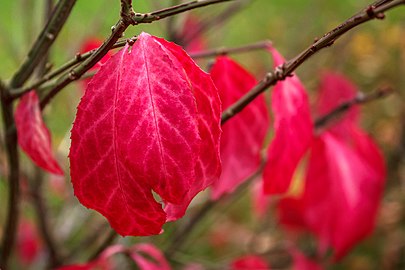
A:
0 0 404 269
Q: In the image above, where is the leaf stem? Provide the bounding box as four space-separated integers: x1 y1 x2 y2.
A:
9 0 77 89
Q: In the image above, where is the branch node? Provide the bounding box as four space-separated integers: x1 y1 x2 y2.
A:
75 53 82 61
126 36 137 46
45 32 55 41
366 5 386 19
68 70 78 80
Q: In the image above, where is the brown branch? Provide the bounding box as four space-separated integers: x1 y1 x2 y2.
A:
164 164 264 258
315 86 394 129
0 80 20 270
221 0 404 125
130 0 235 24
38 0 136 108
191 40 272 59
29 168 62 269
9 0 77 89
180 0 250 47
88 230 118 261
12 39 269 99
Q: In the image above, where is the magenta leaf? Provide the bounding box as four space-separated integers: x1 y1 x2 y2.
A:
210 56 269 199
230 255 270 270
181 15 207 53
263 47 313 194
131 243 171 270
156 35 222 220
290 247 323 270
15 90 63 175
70 32 221 236
276 71 386 260
17 219 42 266
303 132 385 259
315 71 359 137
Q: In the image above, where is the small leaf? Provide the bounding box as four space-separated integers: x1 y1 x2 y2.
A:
210 56 269 199
263 47 313 194
70 32 221 236
15 90 63 175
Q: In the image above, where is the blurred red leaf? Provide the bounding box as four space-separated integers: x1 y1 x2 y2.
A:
70 32 221 236
210 56 269 199
277 72 386 260
15 90 63 175
263 47 313 194
17 219 42 266
303 132 385 259
290 248 323 270
231 255 270 270
315 71 359 138
131 243 171 270
181 15 206 53
56 245 124 270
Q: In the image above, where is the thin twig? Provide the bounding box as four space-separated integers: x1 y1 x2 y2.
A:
12 39 269 99
314 86 394 129
131 0 235 24
221 0 404 125
64 222 110 261
88 230 118 261
181 0 250 46
0 80 20 270
191 40 272 59
164 165 264 258
30 168 62 269
9 0 77 89
28 1 63 268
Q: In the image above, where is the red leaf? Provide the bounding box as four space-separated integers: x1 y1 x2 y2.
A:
290 248 323 270
210 56 269 199
131 243 171 270
17 219 42 265
230 255 270 270
15 91 63 175
70 32 221 236
181 15 206 53
263 47 313 194
302 132 385 259
315 71 359 137
251 178 272 219
156 35 221 220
